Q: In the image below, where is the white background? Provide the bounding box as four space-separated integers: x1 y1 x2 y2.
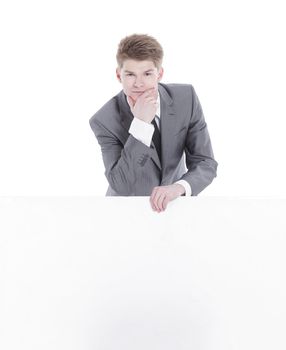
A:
1 0 285 196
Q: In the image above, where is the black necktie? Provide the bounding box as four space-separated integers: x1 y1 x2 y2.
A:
151 117 161 161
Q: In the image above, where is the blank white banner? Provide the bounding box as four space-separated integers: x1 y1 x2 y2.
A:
1 197 286 349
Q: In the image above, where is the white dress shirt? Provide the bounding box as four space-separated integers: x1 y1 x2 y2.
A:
128 93 192 196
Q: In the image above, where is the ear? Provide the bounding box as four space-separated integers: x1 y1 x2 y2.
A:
116 68 122 83
157 67 164 82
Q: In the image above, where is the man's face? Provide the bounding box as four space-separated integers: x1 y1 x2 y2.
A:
116 59 164 102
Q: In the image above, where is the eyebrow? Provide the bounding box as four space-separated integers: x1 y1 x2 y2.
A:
124 69 155 73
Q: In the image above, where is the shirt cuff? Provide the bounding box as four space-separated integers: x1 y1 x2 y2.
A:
175 180 192 196
129 117 154 147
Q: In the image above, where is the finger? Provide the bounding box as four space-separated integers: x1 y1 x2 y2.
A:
162 195 170 211
153 190 165 212
126 96 135 108
145 97 157 104
151 187 162 212
151 90 158 100
150 187 159 211
157 191 167 212
145 87 156 93
141 87 156 98
149 195 157 211
149 88 158 99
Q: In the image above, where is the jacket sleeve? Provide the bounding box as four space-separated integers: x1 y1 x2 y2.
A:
89 117 157 195
180 86 218 195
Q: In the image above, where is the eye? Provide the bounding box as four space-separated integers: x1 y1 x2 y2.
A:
126 73 134 76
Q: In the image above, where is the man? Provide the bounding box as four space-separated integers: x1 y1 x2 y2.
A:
89 34 218 212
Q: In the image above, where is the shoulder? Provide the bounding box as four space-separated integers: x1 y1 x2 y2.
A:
158 83 198 108
159 82 196 98
89 92 122 128
158 83 200 112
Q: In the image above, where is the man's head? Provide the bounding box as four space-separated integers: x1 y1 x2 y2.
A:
116 34 164 101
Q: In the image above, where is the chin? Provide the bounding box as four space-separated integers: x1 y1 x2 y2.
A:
132 94 141 99
129 93 141 101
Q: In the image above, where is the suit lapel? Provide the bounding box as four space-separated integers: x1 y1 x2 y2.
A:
118 91 134 133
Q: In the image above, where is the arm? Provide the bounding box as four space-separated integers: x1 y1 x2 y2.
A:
90 118 155 195
150 86 218 212
90 88 161 195
180 86 218 195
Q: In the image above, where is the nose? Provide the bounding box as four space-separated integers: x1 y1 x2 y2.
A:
134 76 144 88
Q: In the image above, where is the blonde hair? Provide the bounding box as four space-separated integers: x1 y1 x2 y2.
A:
116 34 163 69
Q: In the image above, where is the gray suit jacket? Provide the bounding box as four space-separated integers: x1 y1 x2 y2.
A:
89 83 218 196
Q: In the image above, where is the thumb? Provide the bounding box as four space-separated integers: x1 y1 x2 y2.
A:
127 95 135 109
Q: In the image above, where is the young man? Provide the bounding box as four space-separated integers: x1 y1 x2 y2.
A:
89 34 218 212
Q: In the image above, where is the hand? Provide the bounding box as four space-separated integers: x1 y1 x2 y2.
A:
150 184 185 213
127 88 158 124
